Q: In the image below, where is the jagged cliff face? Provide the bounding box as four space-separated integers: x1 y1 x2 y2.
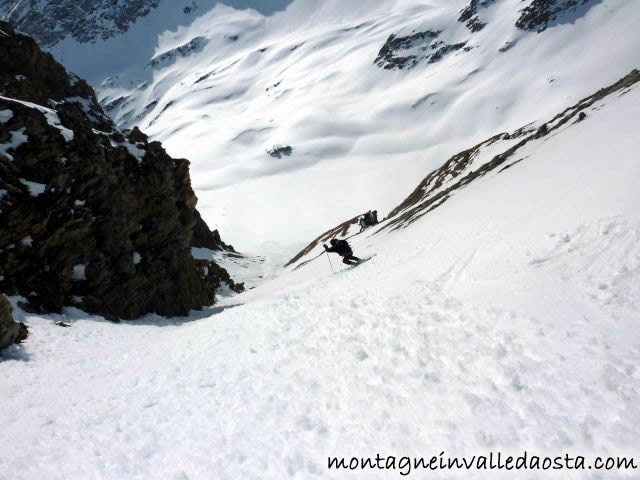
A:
0 0 161 47
0 21 241 320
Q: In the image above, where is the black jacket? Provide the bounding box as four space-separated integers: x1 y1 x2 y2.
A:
324 239 352 256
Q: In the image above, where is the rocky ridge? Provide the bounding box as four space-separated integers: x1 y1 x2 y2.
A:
515 0 603 33
382 69 640 231
458 0 496 33
0 21 242 322
374 30 471 71
0 0 161 47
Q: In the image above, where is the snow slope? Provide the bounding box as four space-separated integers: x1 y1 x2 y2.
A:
1 70 639 479
79 0 639 249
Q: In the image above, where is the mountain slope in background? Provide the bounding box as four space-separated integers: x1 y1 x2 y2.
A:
16 0 632 250
3 0 638 249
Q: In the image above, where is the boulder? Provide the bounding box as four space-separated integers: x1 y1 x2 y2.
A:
0 295 28 351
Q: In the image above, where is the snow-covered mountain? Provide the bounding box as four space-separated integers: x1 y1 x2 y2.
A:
2 1 640 478
10 0 634 249
3 66 640 478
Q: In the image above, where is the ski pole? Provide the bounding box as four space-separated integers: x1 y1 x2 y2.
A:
326 251 335 274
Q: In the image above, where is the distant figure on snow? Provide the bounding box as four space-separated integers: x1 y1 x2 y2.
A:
359 210 379 232
324 239 361 265
358 215 367 233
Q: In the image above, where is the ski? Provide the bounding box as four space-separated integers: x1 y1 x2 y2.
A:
337 254 376 273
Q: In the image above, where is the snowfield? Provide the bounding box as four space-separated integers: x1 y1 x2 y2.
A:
2 66 640 479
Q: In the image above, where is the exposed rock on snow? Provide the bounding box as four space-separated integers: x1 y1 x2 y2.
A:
102 95 131 114
458 0 495 33
516 0 604 33
374 28 471 70
374 30 441 70
192 209 236 252
196 257 245 294
267 145 293 159
148 36 208 68
0 22 239 320
0 295 27 352
499 39 518 53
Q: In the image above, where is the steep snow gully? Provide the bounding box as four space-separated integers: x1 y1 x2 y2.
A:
1 0 640 479
2 69 640 480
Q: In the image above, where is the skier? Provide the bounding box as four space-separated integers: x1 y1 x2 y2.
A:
324 238 361 265
358 215 367 233
364 210 379 226
364 210 373 225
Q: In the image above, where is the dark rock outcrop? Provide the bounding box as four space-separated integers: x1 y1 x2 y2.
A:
0 0 161 47
374 30 441 70
0 295 28 352
148 37 208 68
515 0 603 33
374 30 470 70
458 0 495 33
428 41 468 64
0 22 238 320
267 145 293 159
200 260 245 295
192 209 236 252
